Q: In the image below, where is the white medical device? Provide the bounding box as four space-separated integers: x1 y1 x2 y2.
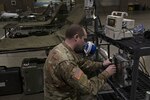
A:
105 11 135 40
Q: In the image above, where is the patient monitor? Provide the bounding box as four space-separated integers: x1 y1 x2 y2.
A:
105 11 135 40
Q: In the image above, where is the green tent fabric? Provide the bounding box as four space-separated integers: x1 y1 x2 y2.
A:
0 35 60 50
3 4 63 29
66 4 84 24
0 2 85 53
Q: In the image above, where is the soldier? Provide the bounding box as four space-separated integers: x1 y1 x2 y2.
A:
44 24 116 100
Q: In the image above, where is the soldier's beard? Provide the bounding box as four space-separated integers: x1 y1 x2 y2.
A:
74 44 84 54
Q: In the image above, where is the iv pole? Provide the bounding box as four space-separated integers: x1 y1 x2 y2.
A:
93 1 128 100
93 0 102 61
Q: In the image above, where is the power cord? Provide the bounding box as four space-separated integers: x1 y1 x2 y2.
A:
122 28 144 44
139 61 149 75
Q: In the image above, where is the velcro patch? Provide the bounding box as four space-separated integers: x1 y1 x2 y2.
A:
73 68 83 80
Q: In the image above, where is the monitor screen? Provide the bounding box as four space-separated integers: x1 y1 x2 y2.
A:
107 18 116 27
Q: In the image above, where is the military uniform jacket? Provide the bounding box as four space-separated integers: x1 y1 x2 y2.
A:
44 42 110 100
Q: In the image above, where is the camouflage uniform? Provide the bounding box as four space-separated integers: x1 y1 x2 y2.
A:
44 42 110 100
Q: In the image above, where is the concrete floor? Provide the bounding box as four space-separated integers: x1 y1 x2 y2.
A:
0 93 44 100
0 10 150 100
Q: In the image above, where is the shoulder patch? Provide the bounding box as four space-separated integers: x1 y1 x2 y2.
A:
72 68 83 80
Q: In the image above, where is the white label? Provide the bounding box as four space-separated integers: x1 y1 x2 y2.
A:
0 82 6 87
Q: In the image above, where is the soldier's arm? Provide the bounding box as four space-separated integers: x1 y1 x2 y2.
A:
57 61 110 95
78 59 104 71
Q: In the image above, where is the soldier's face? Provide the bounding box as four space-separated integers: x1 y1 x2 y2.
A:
74 29 87 53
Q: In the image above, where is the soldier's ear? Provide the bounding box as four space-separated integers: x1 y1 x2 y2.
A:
74 34 79 41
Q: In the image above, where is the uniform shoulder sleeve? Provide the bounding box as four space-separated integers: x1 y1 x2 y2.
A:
58 61 109 95
78 59 103 71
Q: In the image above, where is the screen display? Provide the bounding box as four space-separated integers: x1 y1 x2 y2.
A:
107 18 116 27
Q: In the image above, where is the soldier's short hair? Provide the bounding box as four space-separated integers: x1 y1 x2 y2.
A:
65 24 84 39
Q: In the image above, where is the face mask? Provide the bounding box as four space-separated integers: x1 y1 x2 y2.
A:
84 41 96 56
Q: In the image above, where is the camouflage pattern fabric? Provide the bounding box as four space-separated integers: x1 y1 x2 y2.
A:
44 42 110 100
0 3 84 53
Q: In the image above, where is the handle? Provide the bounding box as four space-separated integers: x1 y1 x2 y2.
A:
111 11 128 18
0 66 7 70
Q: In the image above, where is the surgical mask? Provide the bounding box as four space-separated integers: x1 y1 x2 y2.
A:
84 41 96 56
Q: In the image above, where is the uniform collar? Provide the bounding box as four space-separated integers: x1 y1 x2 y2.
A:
62 41 75 53
62 41 79 62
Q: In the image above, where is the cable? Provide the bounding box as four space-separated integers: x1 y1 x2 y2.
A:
122 28 143 44
139 61 149 75
139 64 144 73
141 57 147 69
122 28 133 37
141 57 149 75
139 62 148 75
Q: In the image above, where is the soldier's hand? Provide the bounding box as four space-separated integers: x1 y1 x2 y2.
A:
105 64 116 76
103 59 111 68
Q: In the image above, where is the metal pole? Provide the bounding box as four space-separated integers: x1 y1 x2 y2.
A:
145 91 150 100
93 0 99 61
130 54 140 100
95 17 99 61
107 79 128 100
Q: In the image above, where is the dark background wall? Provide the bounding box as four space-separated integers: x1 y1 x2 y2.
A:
0 0 35 12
